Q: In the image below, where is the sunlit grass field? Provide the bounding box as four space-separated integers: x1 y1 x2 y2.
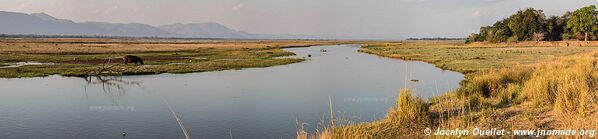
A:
360 41 598 73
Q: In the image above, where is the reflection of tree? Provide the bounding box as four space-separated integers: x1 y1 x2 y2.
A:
83 76 141 97
81 59 118 80
79 60 142 102
81 75 142 105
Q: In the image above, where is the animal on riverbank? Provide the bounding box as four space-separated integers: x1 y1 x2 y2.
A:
123 55 144 65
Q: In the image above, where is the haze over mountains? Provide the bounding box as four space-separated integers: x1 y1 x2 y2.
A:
0 11 317 39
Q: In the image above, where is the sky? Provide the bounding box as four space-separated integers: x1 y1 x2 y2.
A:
0 0 596 39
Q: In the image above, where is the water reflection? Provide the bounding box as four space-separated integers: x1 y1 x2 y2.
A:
82 76 141 100
81 76 191 138
84 76 141 95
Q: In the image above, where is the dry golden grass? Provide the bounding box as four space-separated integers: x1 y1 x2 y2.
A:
387 89 430 125
299 89 431 139
518 52 598 116
444 52 597 137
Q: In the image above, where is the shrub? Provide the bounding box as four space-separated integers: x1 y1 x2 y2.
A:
386 89 430 125
532 32 546 41
499 83 521 104
562 33 575 40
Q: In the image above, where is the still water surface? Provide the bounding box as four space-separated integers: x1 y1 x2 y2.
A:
0 45 463 138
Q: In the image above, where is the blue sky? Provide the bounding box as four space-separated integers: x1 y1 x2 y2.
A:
0 0 596 39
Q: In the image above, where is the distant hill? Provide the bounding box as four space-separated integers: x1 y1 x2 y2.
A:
0 11 317 39
159 23 251 38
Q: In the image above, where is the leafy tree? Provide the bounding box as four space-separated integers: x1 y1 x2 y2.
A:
466 33 478 43
567 5 598 41
507 8 547 41
477 26 490 41
545 14 568 41
487 19 512 42
469 19 512 43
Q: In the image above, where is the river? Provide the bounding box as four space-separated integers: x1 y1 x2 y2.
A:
0 44 463 138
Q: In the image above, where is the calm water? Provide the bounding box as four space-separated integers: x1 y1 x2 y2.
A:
0 45 463 139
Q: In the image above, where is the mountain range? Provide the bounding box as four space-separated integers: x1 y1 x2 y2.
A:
0 11 316 39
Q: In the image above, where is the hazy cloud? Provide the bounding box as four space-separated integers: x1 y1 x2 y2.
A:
472 10 481 17
17 2 31 10
231 3 244 11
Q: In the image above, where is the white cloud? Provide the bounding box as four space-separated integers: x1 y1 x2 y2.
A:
231 3 244 11
472 10 481 17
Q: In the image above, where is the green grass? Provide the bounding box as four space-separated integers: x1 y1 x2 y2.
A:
0 47 304 78
360 41 598 73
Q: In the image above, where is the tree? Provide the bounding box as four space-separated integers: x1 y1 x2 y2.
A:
488 19 512 42
567 5 598 41
477 26 490 41
466 33 478 43
471 19 512 43
545 14 568 41
507 8 547 41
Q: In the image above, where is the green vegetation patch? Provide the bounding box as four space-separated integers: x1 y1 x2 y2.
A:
0 47 303 78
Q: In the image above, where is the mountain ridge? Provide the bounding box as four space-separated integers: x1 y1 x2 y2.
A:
0 11 316 39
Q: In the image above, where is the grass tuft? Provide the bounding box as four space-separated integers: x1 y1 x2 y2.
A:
386 89 431 125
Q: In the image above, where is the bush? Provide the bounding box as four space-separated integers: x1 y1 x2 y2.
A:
532 32 545 41
499 83 521 104
386 89 430 125
562 33 575 40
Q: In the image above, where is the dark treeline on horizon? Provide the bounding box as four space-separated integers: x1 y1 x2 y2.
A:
467 5 598 43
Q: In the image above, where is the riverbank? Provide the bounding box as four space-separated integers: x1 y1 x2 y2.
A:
303 40 598 138
0 38 341 78
360 40 598 73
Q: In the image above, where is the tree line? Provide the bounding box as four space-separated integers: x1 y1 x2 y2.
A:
467 5 598 43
